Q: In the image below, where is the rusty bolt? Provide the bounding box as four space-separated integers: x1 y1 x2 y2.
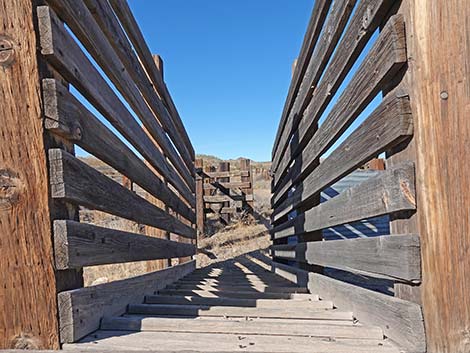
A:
0 36 15 68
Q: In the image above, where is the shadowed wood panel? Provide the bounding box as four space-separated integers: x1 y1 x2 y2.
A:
58 261 195 343
42 79 195 223
273 234 421 282
272 162 416 238
48 149 195 239
53 220 196 269
272 93 413 222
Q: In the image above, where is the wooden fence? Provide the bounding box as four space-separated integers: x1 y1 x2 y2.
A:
195 159 254 235
1 0 198 349
270 1 469 353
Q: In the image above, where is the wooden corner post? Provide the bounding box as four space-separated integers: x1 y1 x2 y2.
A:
0 1 60 349
400 0 470 351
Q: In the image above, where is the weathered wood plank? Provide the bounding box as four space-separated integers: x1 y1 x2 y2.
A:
53 220 195 269
36 6 194 206
166 283 308 294
273 15 407 196
48 149 195 239
101 315 383 339
43 79 195 222
44 0 194 191
204 171 249 178
271 262 425 353
272 0 331 157
273 234 421 282
204 195 253 203
108 0 195 160
0 1 60 349
272 162 416 238
272 2 402 183
80 0 194 175
158 289 316 301
272 94 413 222
272 0 356 167
58 260 195 343
203 181 251 190
127 304 350 320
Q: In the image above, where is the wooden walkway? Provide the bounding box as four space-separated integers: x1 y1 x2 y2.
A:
64 255 400 353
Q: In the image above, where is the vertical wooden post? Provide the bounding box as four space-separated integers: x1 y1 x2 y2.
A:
218 162 230 224
0 1 60 349
195 158 204 239
399 0 470 351
240 159 254 211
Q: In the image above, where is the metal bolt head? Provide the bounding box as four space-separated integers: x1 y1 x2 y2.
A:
440 91 449 100
0 36 15 68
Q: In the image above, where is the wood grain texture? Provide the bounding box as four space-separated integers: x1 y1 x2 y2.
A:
271 262 425 353
272 0 331 157
273 234 421 282
58 261 195 343
81 0 194 175
42 79 195 223
272 0 356 169
36 6 194 206
44 0 194 192
204 170 249 178
272 162 416 238
0 1 59 349
48 149 195 239
53 220 196 269
108 0 195 161
272 93 413 222
272 0 397 174
399 0 470 351
273 15 407 196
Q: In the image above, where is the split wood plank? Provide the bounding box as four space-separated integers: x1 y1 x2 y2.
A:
271 162 416 239
272 234 421 282
58 261 195 343
43 79 195 222
36 6 194 206
272 91 413 222
53 220 196 269
48 149 195 239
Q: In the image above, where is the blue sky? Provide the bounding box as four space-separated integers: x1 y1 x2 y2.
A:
126 0 316 162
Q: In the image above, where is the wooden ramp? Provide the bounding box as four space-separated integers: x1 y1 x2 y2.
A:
64 255 400 353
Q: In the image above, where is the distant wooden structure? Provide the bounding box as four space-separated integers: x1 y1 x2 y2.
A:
195 159 254 235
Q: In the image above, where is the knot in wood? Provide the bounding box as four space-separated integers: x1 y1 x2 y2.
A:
0 35 15 68
0 169 23 210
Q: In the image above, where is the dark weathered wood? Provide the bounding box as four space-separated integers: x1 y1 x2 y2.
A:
81 0 194 175
274 15 407 196
43 0 194 192
271 262 425 353
273 234 421 282
272 94 413 222
272 163 416 238
240 159 254 210
43 79 195 223
36 6 194 206
48 149 195 239
203 181 251 190
272 0 400 177
272 0 356 168
53 220 196 269
0 1 60 349
108 0 194 161
195 159 204 238
272 0 331 157
58 260 195 343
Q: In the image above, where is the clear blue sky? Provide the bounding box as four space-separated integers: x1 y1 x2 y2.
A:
127 0 316 162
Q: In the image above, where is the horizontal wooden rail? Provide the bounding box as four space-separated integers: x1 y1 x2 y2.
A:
271 163 416 239
203 181 251 190
43 79 195 223
204 170 249 178
272 94 413 222
271 262 425 353
37 6 194 206
272 234 421 282
204 195 254 203
49 149 196 239
54 220 196 269
273 15 407 195
58 261 196 343
271 0 397 175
